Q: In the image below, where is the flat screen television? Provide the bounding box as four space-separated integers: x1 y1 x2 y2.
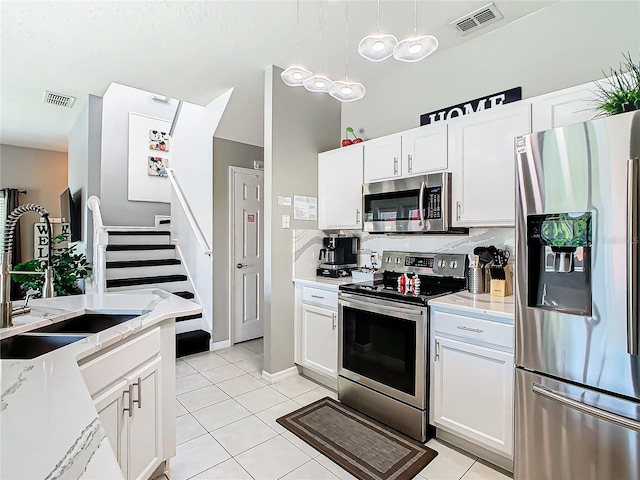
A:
60 188 81 242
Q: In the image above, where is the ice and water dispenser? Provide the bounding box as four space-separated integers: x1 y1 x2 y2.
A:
527 212 593 315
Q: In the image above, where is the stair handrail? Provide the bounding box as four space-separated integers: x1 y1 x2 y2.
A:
87 195 108 293
166 168 212 256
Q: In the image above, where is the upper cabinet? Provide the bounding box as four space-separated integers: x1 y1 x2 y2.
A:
449 102 531 227
363 134 402 183
318 144 363 230
531 81 598 132
401 123 448 176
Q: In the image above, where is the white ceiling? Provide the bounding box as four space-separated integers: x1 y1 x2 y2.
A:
0 1 555 152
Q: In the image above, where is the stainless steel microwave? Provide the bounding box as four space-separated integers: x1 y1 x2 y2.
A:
363 172 467 234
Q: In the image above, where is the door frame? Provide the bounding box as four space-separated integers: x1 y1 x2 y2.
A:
228 166 264 346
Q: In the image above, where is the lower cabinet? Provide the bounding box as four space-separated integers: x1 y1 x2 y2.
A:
294 282 339 388
80 325 170 480
430 309 514 460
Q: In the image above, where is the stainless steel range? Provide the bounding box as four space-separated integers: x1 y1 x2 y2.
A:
338 250 467 442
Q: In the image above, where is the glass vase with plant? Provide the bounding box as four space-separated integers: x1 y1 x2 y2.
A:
593 52 640 116
12 233 91 297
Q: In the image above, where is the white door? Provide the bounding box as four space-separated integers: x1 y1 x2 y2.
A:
432 335 514 457
402 123 448 176
531 81 598 132
363 134 402 183
232 169 264 343
94 379 128 476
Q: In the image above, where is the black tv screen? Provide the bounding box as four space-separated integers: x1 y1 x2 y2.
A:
60 188 81 242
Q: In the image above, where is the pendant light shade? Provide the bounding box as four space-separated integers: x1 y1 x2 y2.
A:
358 34 398 62
393 35 438 62
303 74 332 93
329 80 366 102
281 66 313 86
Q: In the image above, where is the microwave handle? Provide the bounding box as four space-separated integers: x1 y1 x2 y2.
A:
418 181 426 227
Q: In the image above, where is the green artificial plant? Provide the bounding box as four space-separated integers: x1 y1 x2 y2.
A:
12 233 91 297
593 52 640 116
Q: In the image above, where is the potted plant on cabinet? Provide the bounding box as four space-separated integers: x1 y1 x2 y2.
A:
593 52 640 116
12 233 91 297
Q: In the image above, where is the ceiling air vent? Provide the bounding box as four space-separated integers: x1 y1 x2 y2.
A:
450 3 504 35
42 91 76 108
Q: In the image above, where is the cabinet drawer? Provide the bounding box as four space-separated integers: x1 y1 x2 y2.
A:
80 327 161 397
432 310 513 351
302 286 338 310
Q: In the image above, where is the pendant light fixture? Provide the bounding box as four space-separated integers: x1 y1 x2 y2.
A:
303 1 332 93
358 0 397 62
329 0 365 102
393 0 438 63
281 0 312 87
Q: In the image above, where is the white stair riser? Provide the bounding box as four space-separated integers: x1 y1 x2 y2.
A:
108 234 171 245
176 318 204 334
107 280 191 292
106 264 184 280
106 249 177 262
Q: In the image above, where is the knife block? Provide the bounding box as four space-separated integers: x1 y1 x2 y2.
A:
490 265 513 297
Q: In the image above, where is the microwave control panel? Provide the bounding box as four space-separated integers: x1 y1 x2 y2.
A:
425 186 442 220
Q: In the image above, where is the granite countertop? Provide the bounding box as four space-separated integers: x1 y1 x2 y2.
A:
0 289 201 480
428 291 515 321
293 276 356 289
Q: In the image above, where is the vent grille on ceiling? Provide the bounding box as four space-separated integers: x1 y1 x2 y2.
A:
42 91 76 108
450 3 504 35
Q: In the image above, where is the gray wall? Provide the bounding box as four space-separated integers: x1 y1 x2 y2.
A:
68 94 102 260
342 1 640 139
0 144 68 262
99 83 177 226
212 137 263 343
263 65 341 374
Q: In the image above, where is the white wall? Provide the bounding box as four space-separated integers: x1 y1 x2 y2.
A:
342 1 640 140
263 65 341 374
170 89 233 337
99 83 177 226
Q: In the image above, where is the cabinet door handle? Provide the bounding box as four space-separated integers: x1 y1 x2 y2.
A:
456 201 461 221
457 325 483 333
435 339 440 361
311 295 325 299
123 385 134 417
408 154 413 173
393 157 399 175
332 313 337 330
132 377 142 409
356 209 361 224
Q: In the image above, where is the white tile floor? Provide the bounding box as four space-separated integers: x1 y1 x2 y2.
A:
164 338 512 480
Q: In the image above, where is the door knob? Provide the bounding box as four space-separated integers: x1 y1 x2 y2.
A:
237 263 247 269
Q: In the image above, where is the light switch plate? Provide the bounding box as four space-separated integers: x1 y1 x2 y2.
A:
281 215 290 229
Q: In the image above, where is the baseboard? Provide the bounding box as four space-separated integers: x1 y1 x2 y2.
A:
261 365 300 384
210 339 231 351
299 367 337 391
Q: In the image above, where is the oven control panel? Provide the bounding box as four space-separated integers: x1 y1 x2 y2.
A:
381 251 467 278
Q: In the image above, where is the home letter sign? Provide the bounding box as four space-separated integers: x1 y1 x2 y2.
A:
420 87 522 126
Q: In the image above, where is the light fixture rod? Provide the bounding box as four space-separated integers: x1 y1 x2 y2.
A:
414 0 418 34
377 0 380 32
345 0 350 80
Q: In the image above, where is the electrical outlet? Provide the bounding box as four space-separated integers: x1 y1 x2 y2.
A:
281 215 290 229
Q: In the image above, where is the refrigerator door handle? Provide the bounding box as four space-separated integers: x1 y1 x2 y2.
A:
532 383 640 432
627 157 639 355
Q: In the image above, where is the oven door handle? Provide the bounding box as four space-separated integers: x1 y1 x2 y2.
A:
339 295 424 320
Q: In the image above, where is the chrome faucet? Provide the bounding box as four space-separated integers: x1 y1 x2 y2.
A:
1 204 55 328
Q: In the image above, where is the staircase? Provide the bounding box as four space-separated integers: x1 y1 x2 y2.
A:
104 228 211 357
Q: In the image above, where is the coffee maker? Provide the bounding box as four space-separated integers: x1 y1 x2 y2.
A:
317 236 358 278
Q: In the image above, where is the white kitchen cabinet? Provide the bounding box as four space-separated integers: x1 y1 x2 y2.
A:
401 123 448 176
531 81 598 132
294 281 340 388
363 133 402 183
449 102 531 227
300 303 338 377
79 326 168 480
430 308 514 460
318 144 363 230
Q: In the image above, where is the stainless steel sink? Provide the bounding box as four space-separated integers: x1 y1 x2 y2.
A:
0 334 88 359
30 313 139 334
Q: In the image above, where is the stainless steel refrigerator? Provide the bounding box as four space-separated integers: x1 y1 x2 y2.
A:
514 110 640 479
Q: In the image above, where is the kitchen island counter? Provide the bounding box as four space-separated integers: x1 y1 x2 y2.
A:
0 289 201 480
